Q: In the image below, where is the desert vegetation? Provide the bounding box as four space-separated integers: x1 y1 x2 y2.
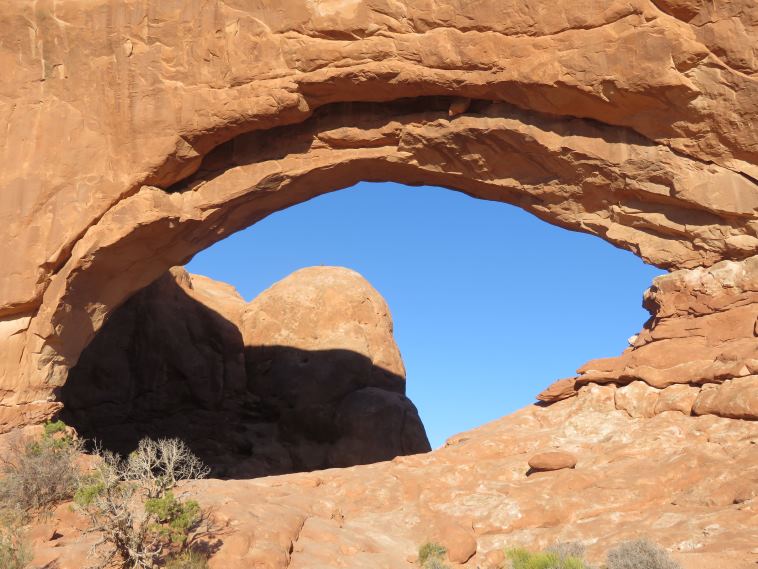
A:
0 421 212 569
417 539 682 569
0 512 33 569
502 540 681 569
419 542 450 568
506 545 588 569
75 437 211 569
0 420 82 514
605 540 681 569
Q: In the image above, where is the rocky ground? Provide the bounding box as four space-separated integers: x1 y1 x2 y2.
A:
28 385 758 569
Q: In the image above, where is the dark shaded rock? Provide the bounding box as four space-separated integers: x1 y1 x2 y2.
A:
60 266 430 477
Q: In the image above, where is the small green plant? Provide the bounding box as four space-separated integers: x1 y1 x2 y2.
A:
145 491 201 546
164 548 210 569
73 474 106 509
506 547 587 569
0 422 82 513
0 516 33 569
419 542 449 568
606 539 680 569
43 419 68 437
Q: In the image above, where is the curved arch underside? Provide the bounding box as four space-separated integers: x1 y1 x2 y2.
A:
0 0 757 425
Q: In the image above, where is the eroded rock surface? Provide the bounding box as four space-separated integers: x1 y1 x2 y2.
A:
29 391 758 569
539 255 758 420
60 266 429 477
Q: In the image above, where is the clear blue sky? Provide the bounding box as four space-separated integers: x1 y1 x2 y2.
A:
187 182 663 448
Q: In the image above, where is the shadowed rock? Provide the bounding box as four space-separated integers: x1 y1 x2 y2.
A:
60 267 430 478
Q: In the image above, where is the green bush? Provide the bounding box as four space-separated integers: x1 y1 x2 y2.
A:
73 475 105 509
506 547 587 569
0 422 81 513
164 549 210 569
606 539 680 569
145 491 201 546
43 420 68 437
419 542 448 568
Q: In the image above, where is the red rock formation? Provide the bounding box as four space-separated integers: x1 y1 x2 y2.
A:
0 0 757 421
60 266 429 477
0 1 757 567
539 256 758 420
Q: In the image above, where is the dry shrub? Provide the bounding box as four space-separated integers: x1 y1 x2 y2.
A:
76 437 210 569
606 539 681 569
0 421 82 513
547 542 586 561
0 512 33 569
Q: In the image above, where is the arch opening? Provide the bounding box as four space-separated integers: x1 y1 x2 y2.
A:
56 182 662 478
29 95 752 398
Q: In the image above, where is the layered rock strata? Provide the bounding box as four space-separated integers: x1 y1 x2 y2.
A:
539 255 758 420
60 266 430 477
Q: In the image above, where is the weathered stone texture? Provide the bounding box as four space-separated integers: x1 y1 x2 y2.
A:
26 392 758 569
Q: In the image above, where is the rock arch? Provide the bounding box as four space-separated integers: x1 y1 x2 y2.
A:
1 0 757 427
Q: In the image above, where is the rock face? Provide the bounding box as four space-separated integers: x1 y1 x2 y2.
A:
539 256 758 420
0 0 758 420
60 266 429 477
242 267 430 469
28 390 758 569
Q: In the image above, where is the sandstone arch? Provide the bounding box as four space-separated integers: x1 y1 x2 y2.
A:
1 0 757 427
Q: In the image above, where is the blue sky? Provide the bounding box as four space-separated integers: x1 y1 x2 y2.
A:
187 182 663 448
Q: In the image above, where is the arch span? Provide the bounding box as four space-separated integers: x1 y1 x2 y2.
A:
26 98 756 394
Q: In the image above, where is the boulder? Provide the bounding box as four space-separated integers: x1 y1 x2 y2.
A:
242 266 430 470
692 377 758 420
60 266 430 476
528 451 578 472
615 381 660 418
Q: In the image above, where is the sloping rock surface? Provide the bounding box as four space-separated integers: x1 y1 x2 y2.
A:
60 266 429 477
29 389 758 569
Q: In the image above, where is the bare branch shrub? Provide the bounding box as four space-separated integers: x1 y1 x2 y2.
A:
0 422 82 513
547 542 587 562
76 438 209 569
606 539 681 569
